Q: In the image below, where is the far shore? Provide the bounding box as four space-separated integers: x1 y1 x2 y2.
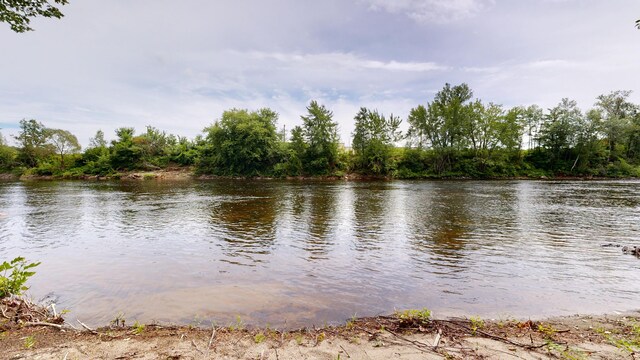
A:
1 167 638 182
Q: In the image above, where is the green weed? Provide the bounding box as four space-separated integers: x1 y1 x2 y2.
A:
0 257 40 298
254 332 266 344
23 336 35 349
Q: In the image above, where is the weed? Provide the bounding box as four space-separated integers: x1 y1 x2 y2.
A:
0 257 40 298
111 312 126 327
132 321 145 335
254 332 266 344
295 333 304 345
395 308 431 326
537 323 557 337
316 332 325 345
23 336 35 349
470 316 484 335
230 315 244 331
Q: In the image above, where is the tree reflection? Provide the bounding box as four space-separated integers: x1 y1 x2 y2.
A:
208 181 282 266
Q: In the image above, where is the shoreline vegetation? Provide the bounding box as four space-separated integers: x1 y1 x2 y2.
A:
1 296 639 359
1 84 640 181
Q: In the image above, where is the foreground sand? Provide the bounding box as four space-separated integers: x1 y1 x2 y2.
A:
2 311 639 360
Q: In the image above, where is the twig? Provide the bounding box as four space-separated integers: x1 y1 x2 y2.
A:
24 321 63 329
63 350 69 360
208 327 216 348
339 344 351 358
77 319 98 334
51 303 57 318
191 339 203 354
0 305 8 319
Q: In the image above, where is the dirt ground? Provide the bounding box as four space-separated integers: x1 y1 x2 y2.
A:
2 310 639 360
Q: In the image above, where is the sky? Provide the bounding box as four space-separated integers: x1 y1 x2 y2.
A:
1 0 639 147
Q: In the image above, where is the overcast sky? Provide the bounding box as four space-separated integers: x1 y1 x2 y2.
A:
1 0 639 146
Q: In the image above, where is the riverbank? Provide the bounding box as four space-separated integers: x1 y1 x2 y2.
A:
2 167 638 182
2 308 639 359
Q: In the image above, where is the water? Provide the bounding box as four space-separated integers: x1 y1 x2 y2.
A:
0 179 639 328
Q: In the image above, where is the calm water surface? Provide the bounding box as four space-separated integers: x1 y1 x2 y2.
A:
0 180 639 328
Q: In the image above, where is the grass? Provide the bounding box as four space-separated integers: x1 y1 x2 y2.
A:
23 335 35 349
254 332 266 344
132 321 145 335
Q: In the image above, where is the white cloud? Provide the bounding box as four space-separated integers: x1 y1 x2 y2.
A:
362 0 494 22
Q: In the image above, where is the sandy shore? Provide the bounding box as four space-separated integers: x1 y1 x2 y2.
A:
2 310 639 360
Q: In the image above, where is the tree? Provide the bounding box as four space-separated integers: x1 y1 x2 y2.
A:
0 0 68 33
198 108 280 176
88 129 107 148
48 128 80 170
592 90 638 161
300 101 340 175
536 98 584 170
110 127 143 170
352 107 402 174
13 119 52 167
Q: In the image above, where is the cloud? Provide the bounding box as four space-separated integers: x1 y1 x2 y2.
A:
361 0 494 23
247 51 447 72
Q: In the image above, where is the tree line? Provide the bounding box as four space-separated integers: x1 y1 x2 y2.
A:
1 83 639 179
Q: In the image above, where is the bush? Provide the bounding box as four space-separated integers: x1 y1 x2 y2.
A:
0 257 40 298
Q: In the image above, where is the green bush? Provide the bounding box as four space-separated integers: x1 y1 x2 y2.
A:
0 257 40 298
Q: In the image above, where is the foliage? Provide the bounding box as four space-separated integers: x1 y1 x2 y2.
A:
395 308 431 326
352 107 402 174
299 101 340 175
198 108 280 176
0 257 40 298
0 0 68 33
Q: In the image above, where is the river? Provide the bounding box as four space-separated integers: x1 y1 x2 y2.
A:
0 179 639 328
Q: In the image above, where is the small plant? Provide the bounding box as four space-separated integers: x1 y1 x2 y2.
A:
111 312 126 327
537 323 557 337
230 315 244 331
470 316 485 335
132 321 145 335
295 333 304 345
395 308 431 325
24 336 35 349
0 257 40 298
254 332 266 344
316 332 325 345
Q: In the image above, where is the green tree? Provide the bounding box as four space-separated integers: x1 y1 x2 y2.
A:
14 119 52 167
48 128 80 170
198 108 280 176
352 107 402 174
0 130 17 171
0 0 68 33
536 98 584 171
521 105 544 150
300 101 340 175
88 129 107 148
592 90 638 161
110 127 143 170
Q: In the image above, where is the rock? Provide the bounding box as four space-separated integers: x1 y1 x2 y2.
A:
622 246 640 257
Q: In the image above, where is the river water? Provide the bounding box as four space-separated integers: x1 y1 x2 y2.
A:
0 179 639 328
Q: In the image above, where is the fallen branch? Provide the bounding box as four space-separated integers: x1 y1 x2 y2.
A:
77 319 98 334
24 321 64 329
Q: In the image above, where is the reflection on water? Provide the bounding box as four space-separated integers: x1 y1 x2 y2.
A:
0 179 639 328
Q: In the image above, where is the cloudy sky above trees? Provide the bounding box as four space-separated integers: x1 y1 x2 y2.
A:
1 0 639 145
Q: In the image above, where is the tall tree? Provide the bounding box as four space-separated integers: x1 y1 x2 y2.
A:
352 107 401 174
593 90 638 161
536 98 584 170
13 119 52 167
0 0 68 32
300 101 340 175
48 128 80 170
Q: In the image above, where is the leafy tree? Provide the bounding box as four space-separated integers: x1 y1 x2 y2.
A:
110 127 143 170
88 129 107 148
352 107 402 174
592 90 638 161
0 0 68 33
198 108 280 176
284 125 306 176
0 130 17 171
14 119 52 167
536 98 584 170
48 128 80 170
299 101 340 175
521 105 544 150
